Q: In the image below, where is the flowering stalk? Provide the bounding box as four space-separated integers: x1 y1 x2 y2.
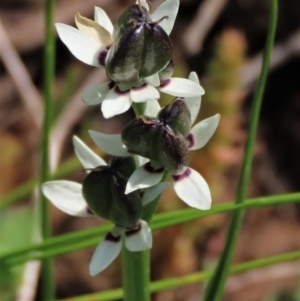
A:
45 1 219 300
122 249 151 301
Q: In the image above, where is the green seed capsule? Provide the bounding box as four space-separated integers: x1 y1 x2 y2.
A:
156 125 190 174
121 101 191 174
105 4 172 83
82 157 142 229
121 116 159 159
158 98 192 138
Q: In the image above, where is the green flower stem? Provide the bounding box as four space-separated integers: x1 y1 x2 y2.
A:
132 102 146 115
124 95 163 301
56 251 300 301
1 192 299 267
122 248 150 301
142 171 169 222
203 1 278 300
40 0 55 299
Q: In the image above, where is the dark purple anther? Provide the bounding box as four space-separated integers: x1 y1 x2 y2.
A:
98 50 108 66
125 223 141 237
187 133 195 148
108 81 116 90
172 168 192 182
159 78 171 88
144 162 164 174
105 232 121 243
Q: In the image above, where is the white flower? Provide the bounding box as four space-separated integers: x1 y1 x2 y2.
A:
55 1 186 118
82 75 205 118
55 0 179 69
55 8 113 67
42 136 168 275
89 72 220 210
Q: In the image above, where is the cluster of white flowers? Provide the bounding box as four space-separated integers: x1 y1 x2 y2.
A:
42 0 220 276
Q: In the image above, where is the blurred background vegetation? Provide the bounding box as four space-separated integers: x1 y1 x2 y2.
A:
0 0 300 300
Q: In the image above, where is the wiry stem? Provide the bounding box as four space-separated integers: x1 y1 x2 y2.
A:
203 1 278 300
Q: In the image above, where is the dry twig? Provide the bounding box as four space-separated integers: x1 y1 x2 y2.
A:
16 261 41 301
241 28 300 88
0 20 43 129
183 0 229 55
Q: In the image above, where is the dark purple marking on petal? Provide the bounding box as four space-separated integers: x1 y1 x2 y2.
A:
108 81 116 90
132 83 147 91
86 207 94 215
98 50 108 66
105 232 121 243
159 79 171 88
125 223 141 237
115 85 130 95
187 133 195 148
144 162 164 174
172 168 192 182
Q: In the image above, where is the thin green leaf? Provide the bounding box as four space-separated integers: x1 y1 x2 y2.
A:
55 251 300 301
40 0 56 299
0 193 299 267
203 1 279 300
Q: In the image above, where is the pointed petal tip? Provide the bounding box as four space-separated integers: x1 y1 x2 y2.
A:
125 184 138 195
89 234 122 276
189 114 221 150
172 168 212 210
160 78 205 97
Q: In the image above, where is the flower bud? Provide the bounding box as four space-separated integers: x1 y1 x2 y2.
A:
158 98 191 138
82 157 142 229
105 4 172 83
122 108 190 174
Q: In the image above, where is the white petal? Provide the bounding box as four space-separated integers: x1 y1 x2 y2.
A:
94 7 113 34
89 232 122 276
144 99 161 117
172 168 211 210
130 84 159 103
55 23 103 67
89 130 129 157
184 72 202 125
141 182 170 206
151 0 180 35
125 221 152 251
144 73 160 87
81 82 111 105
42 181 91 217
135 155 149 167
159 78 205 97
72 135 106 170
125 164 164 194
136 0 149 11
101 87 132 118
189 114 220 150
